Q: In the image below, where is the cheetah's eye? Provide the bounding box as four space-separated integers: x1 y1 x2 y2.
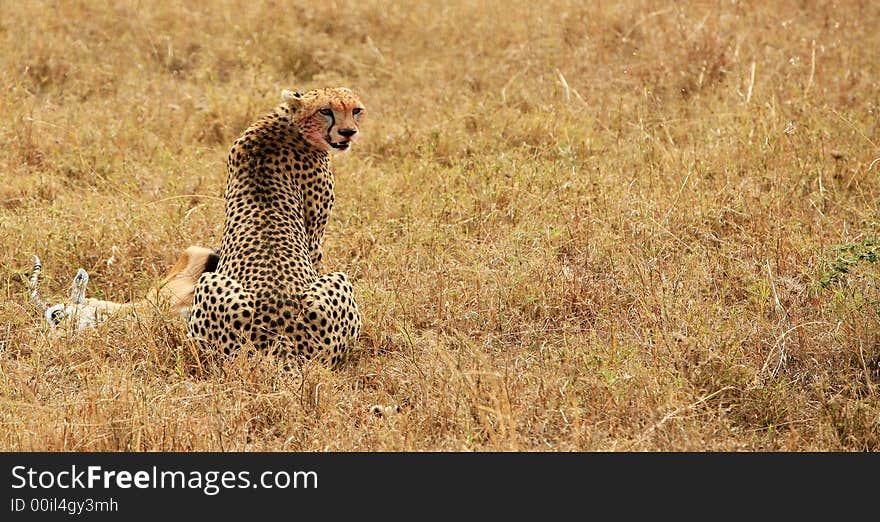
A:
318 108 333 117
352 107 363 116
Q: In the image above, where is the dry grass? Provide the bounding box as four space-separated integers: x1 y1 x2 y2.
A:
2 0 880 451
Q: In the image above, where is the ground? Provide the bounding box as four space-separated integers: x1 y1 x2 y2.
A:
1 0 879 450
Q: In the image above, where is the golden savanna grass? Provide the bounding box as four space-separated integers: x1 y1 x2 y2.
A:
2 0 879 451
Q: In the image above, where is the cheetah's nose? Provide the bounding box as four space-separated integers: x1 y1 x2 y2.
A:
338 128 357 138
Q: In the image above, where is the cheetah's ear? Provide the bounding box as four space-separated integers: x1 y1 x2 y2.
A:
282 89 304 108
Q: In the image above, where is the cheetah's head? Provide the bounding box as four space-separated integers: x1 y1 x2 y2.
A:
283 87 365 153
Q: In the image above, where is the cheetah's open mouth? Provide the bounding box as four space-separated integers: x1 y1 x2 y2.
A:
327 137 351 151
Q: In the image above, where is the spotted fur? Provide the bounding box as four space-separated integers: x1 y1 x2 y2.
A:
188 87 365 368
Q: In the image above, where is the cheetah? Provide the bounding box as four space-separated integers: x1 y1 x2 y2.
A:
187 87 365 368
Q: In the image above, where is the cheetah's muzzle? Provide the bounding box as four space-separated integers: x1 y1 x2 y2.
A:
327 139 351 151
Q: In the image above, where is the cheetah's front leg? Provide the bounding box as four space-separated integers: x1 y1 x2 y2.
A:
293 271 361 368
